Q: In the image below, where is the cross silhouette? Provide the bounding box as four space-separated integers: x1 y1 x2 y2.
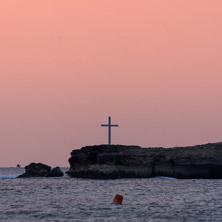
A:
101 116 119 145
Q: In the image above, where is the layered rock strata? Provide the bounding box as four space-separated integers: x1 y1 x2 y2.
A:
66 143 222 179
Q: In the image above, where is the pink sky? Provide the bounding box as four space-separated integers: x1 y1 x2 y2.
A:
0 0 222 167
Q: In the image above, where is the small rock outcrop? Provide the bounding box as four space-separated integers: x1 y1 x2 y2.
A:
19 163 63 178
46 167 64 177
66 143 222 179
19 163 51 177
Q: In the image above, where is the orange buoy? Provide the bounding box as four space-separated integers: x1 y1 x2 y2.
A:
112 194 123 205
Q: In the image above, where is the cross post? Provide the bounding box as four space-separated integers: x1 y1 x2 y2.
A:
101 116 119 145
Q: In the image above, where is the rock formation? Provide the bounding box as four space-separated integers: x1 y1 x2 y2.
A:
46 167 64 177
19 163 63 178
66 143 222 179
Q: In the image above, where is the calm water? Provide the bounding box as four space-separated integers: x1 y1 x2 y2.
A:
0 168 222 222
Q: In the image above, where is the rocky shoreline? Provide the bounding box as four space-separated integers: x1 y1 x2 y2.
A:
66 143 222 179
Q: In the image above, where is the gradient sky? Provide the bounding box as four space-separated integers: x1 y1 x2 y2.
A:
0 0 222 167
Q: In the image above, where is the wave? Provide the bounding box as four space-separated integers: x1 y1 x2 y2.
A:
157 176 177 180
0 174 20 179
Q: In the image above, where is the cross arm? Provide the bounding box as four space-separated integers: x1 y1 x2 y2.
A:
111 125 119 127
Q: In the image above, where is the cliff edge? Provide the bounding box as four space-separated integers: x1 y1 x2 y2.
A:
66 143 222 179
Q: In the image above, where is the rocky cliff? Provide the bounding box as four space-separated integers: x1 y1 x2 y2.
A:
66 143 222 179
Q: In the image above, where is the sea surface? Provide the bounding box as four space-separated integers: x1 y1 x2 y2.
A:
0 168 222 222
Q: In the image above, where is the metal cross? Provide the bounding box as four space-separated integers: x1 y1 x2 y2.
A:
101 116 119 145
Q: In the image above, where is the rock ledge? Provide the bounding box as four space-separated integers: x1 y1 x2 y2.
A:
66 143 222 179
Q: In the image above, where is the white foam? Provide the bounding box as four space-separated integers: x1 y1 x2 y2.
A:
157 176 177 180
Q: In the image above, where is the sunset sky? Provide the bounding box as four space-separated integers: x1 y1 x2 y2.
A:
0 0 222 167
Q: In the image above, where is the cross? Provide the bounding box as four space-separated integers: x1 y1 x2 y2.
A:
101 116 119 145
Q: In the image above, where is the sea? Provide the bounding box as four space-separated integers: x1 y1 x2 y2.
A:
0 168 222 222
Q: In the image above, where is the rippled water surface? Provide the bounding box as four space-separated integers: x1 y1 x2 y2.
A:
0 168 222 221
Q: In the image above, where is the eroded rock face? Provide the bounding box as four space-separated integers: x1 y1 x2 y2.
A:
19 163 63 178
66 143 222 179
19 163 51 177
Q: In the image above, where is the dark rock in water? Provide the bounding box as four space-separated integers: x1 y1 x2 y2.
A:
19 163 51 178
46 167 64 177
66 143 222 179
19 163 64 178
